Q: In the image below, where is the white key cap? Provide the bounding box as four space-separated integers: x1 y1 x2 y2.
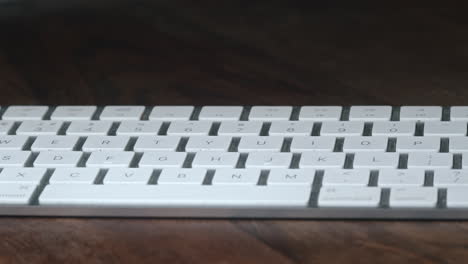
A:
149 106 194 121
342 136 388 152
31 135 79 151
198 106 243 120
447 187 468 207
66 121 113 136
103 168 153 184
249 106 292 121
451 106 468 121
133 136 181 152
116 121 163 135
139 152 187 168
299 106 342 121
157 168 207 185
396 136 440 152
268 121 314 136
34 151 82 167
407 153 452 168
99 106 145 120
320 121 364 136
0 121 15 135
0 168 47 184
238 136 284 152
217 121 263 136
449 137 468 152
267 169 315 186
318 186 381 207
322 169 370 186
192 152 240 168
16 121 63 135
424 121 466 136
39 184 311 207
390 187 438 208
0 135 29 150
433 169 468 187
212 168 260 185
400 106 442 121
0 184 37 205
372 121 416 136
290 136 336 152
82 136 130 151
86 151 134 168
349 106 392 121
51 106 97 120
378 169 425 187
353 152 399 168
49 168 100 184
0 151 31 167
299 152 346 169
166 121 212 136
185 136 232 152
245 152 293 168
461 154 468 168
2 106 48 120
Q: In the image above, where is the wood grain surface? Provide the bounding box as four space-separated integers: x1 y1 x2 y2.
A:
0 2 468 263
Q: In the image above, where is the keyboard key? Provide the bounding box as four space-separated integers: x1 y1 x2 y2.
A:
198 106 243 120
320 121 364 136
318 186 381 207
372 121 416 136
290 136 336 152
0 135 29 150
0 168 47 184
322 169 370 186
157 168 207 185
217 121 263 136
396 136 440 152
139 152 187 168
16 121 63 135
2 106 48 120
191 152 240 168
86 151 134 168
133 136 181 152
299 152 346 169
249 106 292 121
99 106 145 120
0 121 15 135
450 106 468 121
449 137 468 153
238 136 284 152
389 187 438 208
82 136 130 151
268 121 314 136
349 106 392 121
166 121 212 136
353 152 399 168
49 168 100 184
267 169 315 186
447 187 468 207
51 106 97 120
39 184 311 207
0 151 31 167
299 106 342 121
424 121 466 136
342 136 388 152
116 121 163 135
407 153 452 168
103 168 153 184
34 151 82 167
66 121 113 136
245 152 293 168
0 184 37 205
400 106 442 121
212 168 260 185
378 168 425 187
433 169 468 187
31 135 79 151
185 136 232 152
149 106 194 121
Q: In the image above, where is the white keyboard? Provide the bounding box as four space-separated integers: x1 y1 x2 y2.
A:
3 105 468 219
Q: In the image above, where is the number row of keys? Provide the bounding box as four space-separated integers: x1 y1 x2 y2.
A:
3 106 468 121
1 120 468 136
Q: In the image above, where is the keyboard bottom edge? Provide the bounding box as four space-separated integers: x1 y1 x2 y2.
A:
0 206 467 219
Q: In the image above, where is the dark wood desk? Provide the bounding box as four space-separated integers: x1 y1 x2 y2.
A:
0 3 467 263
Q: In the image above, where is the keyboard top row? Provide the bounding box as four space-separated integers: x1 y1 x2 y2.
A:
2 105 468 121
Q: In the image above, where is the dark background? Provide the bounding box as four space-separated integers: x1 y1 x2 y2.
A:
1 1 468 263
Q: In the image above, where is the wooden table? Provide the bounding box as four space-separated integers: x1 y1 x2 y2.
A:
0 2 467 263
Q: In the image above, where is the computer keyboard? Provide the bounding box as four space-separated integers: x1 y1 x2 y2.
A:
3 105 468 219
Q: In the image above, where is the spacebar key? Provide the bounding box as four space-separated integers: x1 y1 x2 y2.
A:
39 185 311 207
